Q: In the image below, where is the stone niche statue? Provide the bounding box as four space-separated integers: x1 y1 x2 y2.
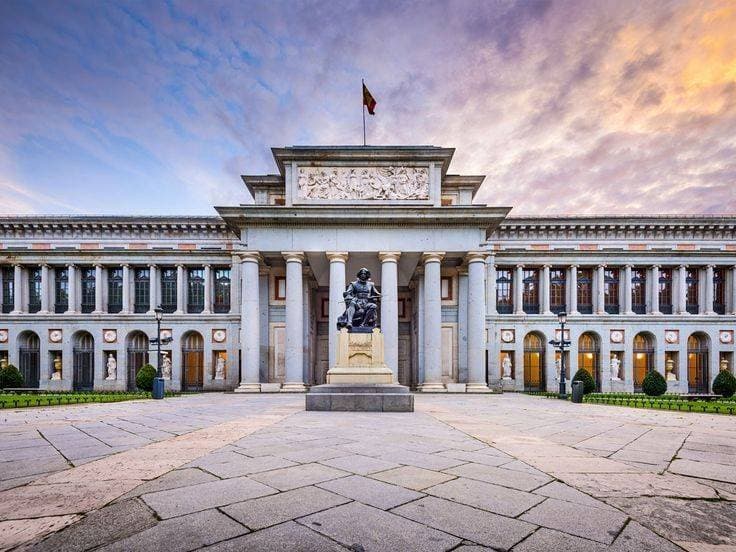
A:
161 352 172 380
105 354 117 380
610 354 622 381
337 268 381 332
666 358 677 381
501 354 513 380
215 355 226 380
52 355 62 380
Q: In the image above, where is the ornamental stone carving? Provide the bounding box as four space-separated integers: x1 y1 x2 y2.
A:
49 329 63 343
103 329 117 344
212 329 227 343
610 330 624 344
0 330 7 343
500 330 515 343
664 330 679 344
720 330 733 344
297 166 429 201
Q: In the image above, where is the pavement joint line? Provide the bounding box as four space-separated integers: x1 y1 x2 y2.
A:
34 428 74 468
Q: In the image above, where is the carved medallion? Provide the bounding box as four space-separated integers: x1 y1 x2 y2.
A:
297 166 429 201
0 329 7 343
103 329 117 344
49 329 63 343
664 330 679 344
160 329 172 341
720 330 733 344
212 329 227 343
500 330 515 343
610 330 624 344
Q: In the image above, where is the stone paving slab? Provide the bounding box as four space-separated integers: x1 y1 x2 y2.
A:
369 465 456 491
444 461 551 491
249 463 350 491
318 454 401 475
513 528 607 552
317 474 424 510
425 476 544 517
201 521 347 552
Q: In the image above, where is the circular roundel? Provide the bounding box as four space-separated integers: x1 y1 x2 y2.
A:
160 329 172 341
103 330 117 343
720 331 733 344
610 330 624 344
500 330 514 343
664 331 678 344
0 329 8 343
49 330 63 343
213 329 227 343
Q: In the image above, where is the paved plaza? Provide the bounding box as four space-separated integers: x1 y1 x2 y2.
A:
0 394 734 551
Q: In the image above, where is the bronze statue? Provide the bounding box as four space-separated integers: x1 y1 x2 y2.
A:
337 268 381 331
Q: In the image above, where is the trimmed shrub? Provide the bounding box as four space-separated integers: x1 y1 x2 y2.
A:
0 364 25 389
713 370 736 398
572 368 596 394
135 364 156 391
642 370 667 396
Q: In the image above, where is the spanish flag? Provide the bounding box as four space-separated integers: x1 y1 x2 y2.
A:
363 82 377 115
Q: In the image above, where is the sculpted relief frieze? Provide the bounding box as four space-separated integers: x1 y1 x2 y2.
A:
297 166 429 201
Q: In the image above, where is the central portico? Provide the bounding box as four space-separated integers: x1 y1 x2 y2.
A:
216 146 510 392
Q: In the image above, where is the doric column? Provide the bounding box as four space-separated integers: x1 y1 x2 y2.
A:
678 264 688 314
514 264 524 314
282 252 306 391
420 252 445 391
731 265 736 315
93 264 104 314
541 264 552 315
466 252 489 391
486 254 497 315
623 264 633 315
40 264 50 314
148 264 157 313
650 265 660 315
11 264 23 314
229 255 240 315
236 253 261 392
175 264 185 314
569 264 579 315
202 264 212 314
121 264 130 314
596 264 605 314
65 264 77 314
326 252 348 370
379 251 400 382
704 264 715 315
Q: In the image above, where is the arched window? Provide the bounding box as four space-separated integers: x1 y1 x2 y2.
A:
18 331 40 388
182 331 204 391
523 332 545 392
578 332 600 391
126 331 149 391
687 333 709 393
633 333 654 392
73 331 94 391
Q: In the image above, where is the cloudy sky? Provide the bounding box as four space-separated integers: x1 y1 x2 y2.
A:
1 0 734 216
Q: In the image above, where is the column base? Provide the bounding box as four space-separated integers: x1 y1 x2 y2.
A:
542 310 553 316
568 311 580 316
466 382 492 393
234 383 261 393
64 310 78 315
419 382 447 392
281 382 307 392
649 311 662 316
91 310 104 315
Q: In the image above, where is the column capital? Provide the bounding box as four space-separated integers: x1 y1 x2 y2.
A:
66 263 76 268
706 263 716 269
679 264 688 269
326 251 349 263
542 263 552 269
121 263 130 268
651 264 661 269
421 251 445 264
176 263 185 269
282 251 305 263
378 251 401 263
40 262 50 269
464 251 486 264
624 263 634 269
258 265 271 276
516 263 525 269
238 251 262 264
148 263 157 268
569 263 579 269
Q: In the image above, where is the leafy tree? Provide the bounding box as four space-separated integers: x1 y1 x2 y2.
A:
712 370 736 398
135 364 156 391
642 370 667 396
0 364 25 389
572 368 596 394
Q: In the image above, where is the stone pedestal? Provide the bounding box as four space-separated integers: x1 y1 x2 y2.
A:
307 328 413 412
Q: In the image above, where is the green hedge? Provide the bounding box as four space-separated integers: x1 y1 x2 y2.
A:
0 364 24 389
712 371 736 398
0 391 180 409
572 368 596 394
583 394 736 415
135 364 157 391
642 370 667 396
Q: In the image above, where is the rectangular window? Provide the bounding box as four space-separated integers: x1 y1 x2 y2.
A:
28 266 42 313
686 268 699 314
80 267 96 313
274 276 286 301
160 267 177 313
134 268 150 314
522 269 539 314
604 269 619 314
1 267 13 313
577 268 592 314
713 268 725 315
659 268 672 314
55 268 68 313
440 276 453 301
631 268 646 314
187 268 205 314
496 268 513 314
549 268 566 314
214 268 231 313
107 268 123 313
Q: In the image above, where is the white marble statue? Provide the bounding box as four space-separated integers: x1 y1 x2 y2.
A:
105 354 117 380
666 358 677 381
720 358 729 373
501 354 513 380
51 355 62 380
161 352 172 380
215 355 226 380
610 354 621 381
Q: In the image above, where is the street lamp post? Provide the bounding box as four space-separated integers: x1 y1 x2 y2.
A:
557 311 568 399
152 306 165 400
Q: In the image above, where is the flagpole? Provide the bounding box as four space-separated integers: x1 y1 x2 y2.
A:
362 78 366 146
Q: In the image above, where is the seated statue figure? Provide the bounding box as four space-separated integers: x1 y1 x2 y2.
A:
337 268 381 331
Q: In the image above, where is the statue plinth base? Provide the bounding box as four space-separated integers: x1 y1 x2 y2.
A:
326 328 393 385
308 328 412 412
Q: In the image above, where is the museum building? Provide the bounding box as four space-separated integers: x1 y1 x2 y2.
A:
0 146 734 394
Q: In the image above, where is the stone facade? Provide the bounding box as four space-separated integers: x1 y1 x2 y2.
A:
0 146 734 394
